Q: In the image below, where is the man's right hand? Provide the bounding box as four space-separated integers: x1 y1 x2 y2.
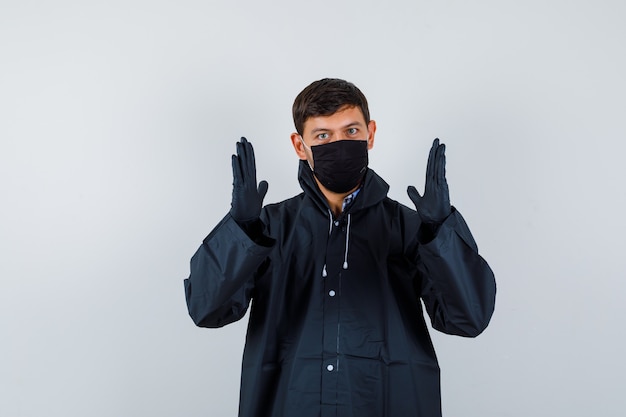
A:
230 137 268 223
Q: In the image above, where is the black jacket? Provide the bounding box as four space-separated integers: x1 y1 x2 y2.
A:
185 161 496 417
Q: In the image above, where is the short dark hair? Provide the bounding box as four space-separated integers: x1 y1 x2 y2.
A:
292 78 370 135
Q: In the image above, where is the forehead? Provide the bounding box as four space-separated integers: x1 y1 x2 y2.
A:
302 105 366 133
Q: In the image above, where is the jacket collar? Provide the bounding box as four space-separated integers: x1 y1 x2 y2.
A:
297 160 390 215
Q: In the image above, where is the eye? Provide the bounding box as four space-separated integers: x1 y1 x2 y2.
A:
347 128 358 135
317 133 329 140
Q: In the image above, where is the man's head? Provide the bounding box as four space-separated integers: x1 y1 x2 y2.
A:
291 78 376 155
292 78 370 136
290 78 377 197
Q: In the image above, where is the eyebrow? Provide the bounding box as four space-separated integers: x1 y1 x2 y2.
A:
310 121 364 134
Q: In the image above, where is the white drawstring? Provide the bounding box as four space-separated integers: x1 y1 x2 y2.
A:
343 214 351 270
327 209 333 236
322 210 351 275
322 210 333 278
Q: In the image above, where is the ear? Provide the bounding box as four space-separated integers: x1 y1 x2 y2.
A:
290 132 308 160
366 120 377 150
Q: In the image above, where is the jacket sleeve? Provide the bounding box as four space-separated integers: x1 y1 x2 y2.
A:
416 208 496 337
184 214 273 328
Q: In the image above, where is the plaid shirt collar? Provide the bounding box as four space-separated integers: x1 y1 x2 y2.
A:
341 188 361 212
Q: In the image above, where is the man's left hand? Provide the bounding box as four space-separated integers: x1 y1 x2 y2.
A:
407 138 451 225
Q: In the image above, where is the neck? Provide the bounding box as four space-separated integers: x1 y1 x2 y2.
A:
314 177 359 217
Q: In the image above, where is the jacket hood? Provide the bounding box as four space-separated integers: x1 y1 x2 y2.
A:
297 159 390 215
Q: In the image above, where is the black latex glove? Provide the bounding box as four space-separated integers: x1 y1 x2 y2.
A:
230 137 268 224
407 138 451 225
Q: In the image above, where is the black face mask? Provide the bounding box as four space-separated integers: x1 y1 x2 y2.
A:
305 139 369 193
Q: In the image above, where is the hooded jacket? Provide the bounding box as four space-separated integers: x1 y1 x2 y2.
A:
185 161 496 417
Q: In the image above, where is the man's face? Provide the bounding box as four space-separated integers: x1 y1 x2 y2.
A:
291 105 376 167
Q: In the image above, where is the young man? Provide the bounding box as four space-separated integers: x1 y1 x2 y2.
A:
185 78 496 417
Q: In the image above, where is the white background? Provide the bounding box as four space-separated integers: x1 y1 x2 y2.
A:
2 1 625 416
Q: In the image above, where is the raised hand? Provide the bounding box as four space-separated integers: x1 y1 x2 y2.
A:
230 137 269 223
407 138 451 225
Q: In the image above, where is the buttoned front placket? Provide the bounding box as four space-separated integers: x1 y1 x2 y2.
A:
320 214 349 416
